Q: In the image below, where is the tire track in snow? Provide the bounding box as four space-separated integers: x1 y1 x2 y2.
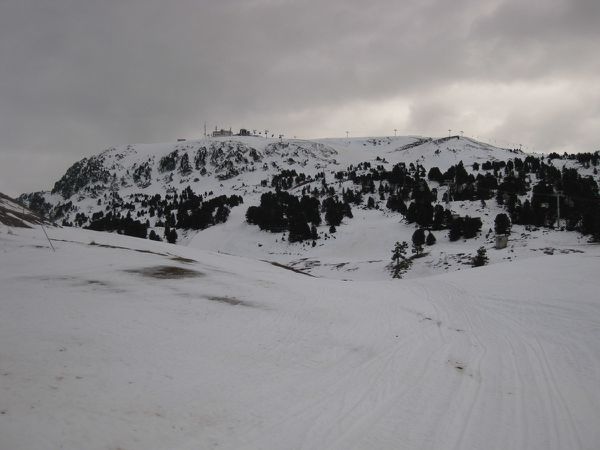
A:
232 294 449 450
482 295 591 450
531 337 583 450
426 280 594 450
416 280 490 450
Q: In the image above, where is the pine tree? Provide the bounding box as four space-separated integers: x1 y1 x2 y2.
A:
426 231 436 246
391 241 411 278
494 213 511 235
149 230 162 242
463 216 482 239
214 205 230 224
448 218 463 241
166 227 178 244
411 228 426 256
472 246 488 267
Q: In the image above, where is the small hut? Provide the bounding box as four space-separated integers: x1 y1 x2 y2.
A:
495 234 509 249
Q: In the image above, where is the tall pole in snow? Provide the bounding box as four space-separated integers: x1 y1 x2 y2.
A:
556 190 562 229
394 129 397 137
40 221 55 252
549 190 564 228
448 129 451 137
346 131 349 138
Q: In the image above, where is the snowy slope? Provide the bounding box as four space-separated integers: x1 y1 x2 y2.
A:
187 189 592 280
1 225 600 450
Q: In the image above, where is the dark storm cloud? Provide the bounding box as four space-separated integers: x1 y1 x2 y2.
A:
0 0 598 195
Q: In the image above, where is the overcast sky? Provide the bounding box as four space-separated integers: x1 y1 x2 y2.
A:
1 0 599 196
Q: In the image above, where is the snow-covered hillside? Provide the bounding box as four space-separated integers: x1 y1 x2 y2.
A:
1 225 599 449
18 135 600 280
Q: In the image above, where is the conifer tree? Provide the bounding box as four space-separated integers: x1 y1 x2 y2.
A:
426 231 436 246
472 246 488 267
149 230 162 242
391 241 411 278
494 213 511 235
411 228 426 256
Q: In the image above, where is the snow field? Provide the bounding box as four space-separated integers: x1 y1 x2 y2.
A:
1 226 599 449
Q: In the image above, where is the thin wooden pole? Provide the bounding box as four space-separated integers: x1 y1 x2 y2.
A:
40 223 55 252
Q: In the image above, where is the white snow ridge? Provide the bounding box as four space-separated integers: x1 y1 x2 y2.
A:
2 134 600 450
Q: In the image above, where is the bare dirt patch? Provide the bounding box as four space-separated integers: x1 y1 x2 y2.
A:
265 260 316 277
83 279 110 287
125 265 204 279
170 256 197 264
531 247 585 256
206 296 252 307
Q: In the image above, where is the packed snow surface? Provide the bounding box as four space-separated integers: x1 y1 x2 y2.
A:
1 225 599 449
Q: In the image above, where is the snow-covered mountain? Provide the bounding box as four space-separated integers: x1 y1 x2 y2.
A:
23 135 522 206
19 134 600 280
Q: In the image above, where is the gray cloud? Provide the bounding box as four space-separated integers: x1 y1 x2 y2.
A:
0 0 599 195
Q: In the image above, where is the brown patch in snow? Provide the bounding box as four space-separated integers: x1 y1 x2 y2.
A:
125 265 204 279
